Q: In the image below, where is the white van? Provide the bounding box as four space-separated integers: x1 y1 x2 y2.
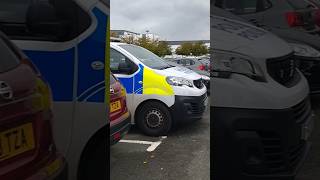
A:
111 42 208 136
0 0 109 179
211 15 314 179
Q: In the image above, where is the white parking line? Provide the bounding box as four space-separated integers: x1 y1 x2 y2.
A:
119 139 164 152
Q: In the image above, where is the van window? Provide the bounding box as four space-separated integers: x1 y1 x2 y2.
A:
110 48 138 74
0 37 20 73
287 0 310 9
0 0 91 42
221 0 271 14
119 44 171 70
101 0 110 7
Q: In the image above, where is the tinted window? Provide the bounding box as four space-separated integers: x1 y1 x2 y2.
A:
101 0 110 7
0 0 30 23
0 37 19 73
119 44 170 70
0 0 91 42
110 48 138 74
287 0 310 9
222 0 271 14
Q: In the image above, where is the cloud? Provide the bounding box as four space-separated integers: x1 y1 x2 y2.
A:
111 0 210 41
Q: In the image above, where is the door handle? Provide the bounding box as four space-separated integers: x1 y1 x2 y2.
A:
91 61 105 70
138 81 143 84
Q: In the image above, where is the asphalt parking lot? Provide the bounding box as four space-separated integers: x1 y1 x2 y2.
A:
297 95 320 180
110 102 210 180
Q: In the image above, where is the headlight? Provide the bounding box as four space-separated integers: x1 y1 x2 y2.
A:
289 43 320 58
211 51 265 82
201 75 210 81
166 76 193 87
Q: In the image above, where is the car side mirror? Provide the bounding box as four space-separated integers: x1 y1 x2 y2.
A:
118 62 132 74
26 2 67 40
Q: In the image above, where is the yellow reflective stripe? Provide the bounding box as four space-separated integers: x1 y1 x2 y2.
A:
143 67 174 95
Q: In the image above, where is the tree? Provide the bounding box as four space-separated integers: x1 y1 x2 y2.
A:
176 42 208 56
121 36 172 57
110 32 118 38
175 42 193 56
121 35 135 44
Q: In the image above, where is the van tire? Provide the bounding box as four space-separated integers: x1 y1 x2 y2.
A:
136 101 172 136
78 136 106 180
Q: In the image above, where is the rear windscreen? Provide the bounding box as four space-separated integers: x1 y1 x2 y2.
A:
0 37 20 73
287 0 310 9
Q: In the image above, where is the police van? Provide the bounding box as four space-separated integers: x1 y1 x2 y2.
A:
0 0 109 179
211 15 314 179
111 42 208 136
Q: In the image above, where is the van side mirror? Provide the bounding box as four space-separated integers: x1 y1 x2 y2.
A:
118 62 132 74
26 2 67 40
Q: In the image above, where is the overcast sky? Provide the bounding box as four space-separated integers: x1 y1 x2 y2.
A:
111 0 210 41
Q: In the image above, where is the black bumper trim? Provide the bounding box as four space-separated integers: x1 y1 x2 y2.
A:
110 115 131 145
170 94 207 124
212 99 312 180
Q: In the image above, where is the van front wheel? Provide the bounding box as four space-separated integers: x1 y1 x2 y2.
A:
136 101 172 136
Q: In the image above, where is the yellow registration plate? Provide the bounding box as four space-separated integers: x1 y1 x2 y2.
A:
0 123 35 162
110 100 122 113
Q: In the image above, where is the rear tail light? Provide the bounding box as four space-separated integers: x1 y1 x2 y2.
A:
198 64 205 71
314 9 320 26
285 12 303 27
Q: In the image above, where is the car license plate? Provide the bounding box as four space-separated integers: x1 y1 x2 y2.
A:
301 116 314 141
110 100 122 113
0 123 35 162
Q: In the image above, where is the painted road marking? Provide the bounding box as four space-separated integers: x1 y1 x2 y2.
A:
119 137 166 152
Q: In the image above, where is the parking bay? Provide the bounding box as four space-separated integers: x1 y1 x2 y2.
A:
110 102 210 180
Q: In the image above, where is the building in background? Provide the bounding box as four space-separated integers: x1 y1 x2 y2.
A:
111 30 210 56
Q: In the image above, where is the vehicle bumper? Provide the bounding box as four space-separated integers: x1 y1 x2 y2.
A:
212 98 313 180
26 154 68 180
170 93 208 124
110 114 131 145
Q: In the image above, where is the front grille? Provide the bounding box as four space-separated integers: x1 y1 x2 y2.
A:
188 93 207 115
266 54 299 87
257 98 310 174
194 79 204 89
291 98 312 124
288 141 305 170
259 132 286 173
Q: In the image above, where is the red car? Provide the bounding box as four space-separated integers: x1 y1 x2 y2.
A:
304 0 320 26
0 32 67 179
110 73 131 145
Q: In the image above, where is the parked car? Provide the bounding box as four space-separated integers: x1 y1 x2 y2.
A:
211 5 320 93
170 58 207 71
0 31 67 179
198 58 211 71
211 14 313 179
166 59 210 94
304 0 320 26
214 0 320 34
110 73 131 145
111 43 208 136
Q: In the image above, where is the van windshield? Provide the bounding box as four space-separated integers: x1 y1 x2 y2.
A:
119 44 173 70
